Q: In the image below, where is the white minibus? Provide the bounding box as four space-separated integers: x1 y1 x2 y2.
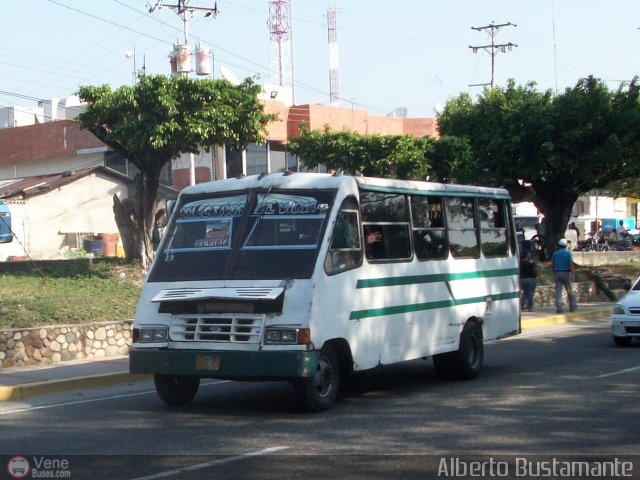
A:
130 173 520 411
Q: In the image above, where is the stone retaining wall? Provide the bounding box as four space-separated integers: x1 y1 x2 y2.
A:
532 282 611 307
0 321 132 368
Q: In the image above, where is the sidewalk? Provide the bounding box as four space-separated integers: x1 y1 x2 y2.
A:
0 302 613 402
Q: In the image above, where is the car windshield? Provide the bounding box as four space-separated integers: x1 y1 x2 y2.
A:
148 189 335 282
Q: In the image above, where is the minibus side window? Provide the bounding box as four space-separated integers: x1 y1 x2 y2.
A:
410 195 448 260
324 197 362 275
478 198 509 257
360 191 411 262
445 197 480 259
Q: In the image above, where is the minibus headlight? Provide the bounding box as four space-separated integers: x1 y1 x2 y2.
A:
265 327 310 345
134 327 169 343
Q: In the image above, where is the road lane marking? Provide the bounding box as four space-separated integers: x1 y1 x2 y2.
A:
595 365 640 378
128 446 290 480
0 380 229 416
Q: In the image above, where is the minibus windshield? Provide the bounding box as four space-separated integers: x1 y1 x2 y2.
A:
148 189 335 282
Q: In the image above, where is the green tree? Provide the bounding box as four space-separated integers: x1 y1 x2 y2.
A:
77 74 275 268
437 76 640 254
288 124 434 180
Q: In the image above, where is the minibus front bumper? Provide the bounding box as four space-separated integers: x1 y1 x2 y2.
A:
129 348 319 380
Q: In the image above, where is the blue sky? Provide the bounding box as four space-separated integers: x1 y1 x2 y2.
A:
1 0 639 119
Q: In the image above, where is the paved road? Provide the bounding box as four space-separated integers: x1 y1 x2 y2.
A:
0 317 638 479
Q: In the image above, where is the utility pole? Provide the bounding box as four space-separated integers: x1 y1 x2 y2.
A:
149 1 218 49
469 22 517 88
148 0 218 186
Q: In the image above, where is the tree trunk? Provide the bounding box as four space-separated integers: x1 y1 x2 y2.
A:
533 184 578 259
112 172 161 270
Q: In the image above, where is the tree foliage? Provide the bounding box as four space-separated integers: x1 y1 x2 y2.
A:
77 74 275 268
288 124 435 180
437 76 640 253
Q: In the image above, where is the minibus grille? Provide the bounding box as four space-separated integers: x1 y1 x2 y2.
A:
628 308 640 315
169 314 265 343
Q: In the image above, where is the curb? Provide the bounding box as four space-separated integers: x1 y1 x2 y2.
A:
0 372 151 402
521 307 612 330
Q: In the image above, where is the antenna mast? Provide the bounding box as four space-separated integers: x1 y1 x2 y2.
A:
327 5 339 106
268 0 294 98
469 22 517 88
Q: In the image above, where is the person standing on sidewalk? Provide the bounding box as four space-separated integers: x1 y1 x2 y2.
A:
519 250 538 312
552 238 577 313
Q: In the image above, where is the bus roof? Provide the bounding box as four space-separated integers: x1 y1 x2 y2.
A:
180 173 511 200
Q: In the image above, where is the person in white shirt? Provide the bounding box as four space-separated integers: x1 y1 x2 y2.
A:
616 220 628 238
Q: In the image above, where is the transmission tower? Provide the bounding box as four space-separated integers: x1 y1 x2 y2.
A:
327 6 339 106
469 22 517 88
268 0 293 94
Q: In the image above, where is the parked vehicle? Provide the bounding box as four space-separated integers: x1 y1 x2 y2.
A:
611 278 640 346
0 199 13 243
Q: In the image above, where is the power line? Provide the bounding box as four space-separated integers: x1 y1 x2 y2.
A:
469 22 517 88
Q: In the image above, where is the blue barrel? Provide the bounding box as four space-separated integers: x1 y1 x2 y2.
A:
82 236 103 257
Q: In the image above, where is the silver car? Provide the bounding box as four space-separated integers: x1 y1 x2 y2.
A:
611 278 640 346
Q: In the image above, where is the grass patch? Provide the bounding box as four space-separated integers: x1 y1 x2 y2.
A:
0 259 144 329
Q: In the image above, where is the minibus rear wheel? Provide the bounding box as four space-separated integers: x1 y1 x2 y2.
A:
154 374 201 406
295 344 340 412
453 321 483 380
433 321 483 380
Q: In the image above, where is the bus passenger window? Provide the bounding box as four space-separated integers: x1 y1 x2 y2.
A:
478 198 509 257
445 197 480 259
410 195 448 260
363 224 411 261
325 206 362 275
413 229 448 260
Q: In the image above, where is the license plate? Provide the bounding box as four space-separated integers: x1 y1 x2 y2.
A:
196 355 220 371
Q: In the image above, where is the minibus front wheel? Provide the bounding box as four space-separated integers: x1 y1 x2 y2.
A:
154 374 201 406
295 344 340 412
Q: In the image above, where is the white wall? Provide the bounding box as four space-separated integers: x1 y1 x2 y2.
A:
0 106 44 129
1 173 128 260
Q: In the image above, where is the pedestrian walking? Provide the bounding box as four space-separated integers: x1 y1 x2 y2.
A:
519 250 538 312
551 238 577 313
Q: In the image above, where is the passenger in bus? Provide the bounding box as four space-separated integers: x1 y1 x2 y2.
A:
331 213 355 249
430 209 444 228
364 225 385 259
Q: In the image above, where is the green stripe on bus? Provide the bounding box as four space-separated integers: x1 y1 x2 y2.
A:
348 291 520 320
356 268 519 289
